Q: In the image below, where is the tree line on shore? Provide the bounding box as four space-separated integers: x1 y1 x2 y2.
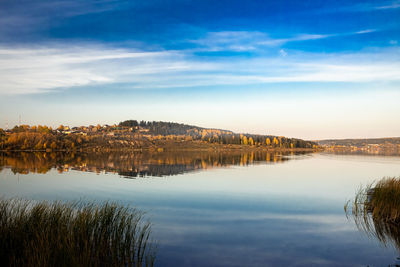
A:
119 120 316 148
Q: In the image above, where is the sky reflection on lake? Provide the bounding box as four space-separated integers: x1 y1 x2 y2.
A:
1 152 400 266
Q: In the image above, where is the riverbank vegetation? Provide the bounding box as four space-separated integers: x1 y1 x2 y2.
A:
0 199 156 267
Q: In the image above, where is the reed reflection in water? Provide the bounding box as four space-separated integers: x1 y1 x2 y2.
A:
0 151 311 178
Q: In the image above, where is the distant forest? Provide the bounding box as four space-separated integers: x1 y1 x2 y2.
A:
0 120 317 151
119 120 205 136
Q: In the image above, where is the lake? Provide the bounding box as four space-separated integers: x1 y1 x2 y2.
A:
1 151 400 266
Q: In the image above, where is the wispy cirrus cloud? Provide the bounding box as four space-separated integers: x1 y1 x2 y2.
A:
312 0 400 14
189 31 264 52
257 33 332 46
190 31 332 52
0 45 192 94
0 0 130 19
0 43 399 95
189 29 378 52
354 29 377 34
375 1 400 10
0 0 131 41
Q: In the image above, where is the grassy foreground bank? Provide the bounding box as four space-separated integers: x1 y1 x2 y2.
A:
345 177 400 223
0 199 156 267
345 177 400 249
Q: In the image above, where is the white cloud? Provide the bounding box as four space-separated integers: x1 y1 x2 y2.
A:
0 43 399 95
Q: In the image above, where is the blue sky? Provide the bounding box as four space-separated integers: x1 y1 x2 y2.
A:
0 0 399 139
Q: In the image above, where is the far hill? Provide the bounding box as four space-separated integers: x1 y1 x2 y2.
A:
317 137 400 147
118 120 316 148
317 137 400 156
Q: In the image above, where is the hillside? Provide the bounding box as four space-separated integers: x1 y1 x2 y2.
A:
0 120 317 151
118 120 315 147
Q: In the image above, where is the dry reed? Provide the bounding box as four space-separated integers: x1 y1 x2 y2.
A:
345 177 400 249
0 198 156 267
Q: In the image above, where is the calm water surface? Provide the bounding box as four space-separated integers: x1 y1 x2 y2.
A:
1 151 400 266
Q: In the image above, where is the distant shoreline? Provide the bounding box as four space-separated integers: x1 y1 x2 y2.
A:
0 144 319 153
